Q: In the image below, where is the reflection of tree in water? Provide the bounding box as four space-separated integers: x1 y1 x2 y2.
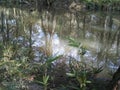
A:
0 1 120 90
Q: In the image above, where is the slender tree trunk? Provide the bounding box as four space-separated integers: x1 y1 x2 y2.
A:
28 23 33 60
6 18 10 44
107 66 120 90
1 11 6 45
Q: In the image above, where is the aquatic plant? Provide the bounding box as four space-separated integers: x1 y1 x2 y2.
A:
35 55 62 90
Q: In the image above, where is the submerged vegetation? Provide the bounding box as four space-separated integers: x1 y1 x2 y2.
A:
0 0 120 90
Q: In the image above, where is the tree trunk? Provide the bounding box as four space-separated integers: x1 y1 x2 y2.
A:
107 66 120 90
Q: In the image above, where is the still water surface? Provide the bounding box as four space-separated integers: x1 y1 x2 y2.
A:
31 11 120 75
0 8 120 76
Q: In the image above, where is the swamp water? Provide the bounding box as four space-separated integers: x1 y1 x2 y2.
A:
0 8 120 77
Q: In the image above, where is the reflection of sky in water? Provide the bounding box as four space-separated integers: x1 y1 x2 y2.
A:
32 24 119 71
107 61 118 71
8 19 16 25
52 33 65 55
32 24 78 58
31 26 98 61
32 25 45 47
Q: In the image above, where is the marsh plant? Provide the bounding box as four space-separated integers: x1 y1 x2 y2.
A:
66 38 103 90
67 60 92 90
35 55 62 90
0 44 36 89
37 75 49 90
66 38 91 89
